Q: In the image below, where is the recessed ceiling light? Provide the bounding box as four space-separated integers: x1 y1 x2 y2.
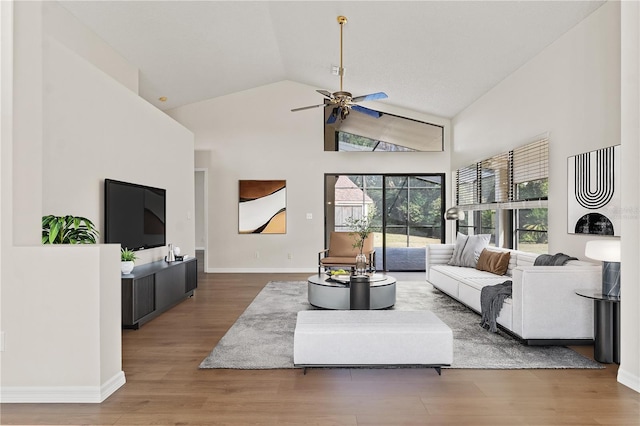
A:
158 96 167 102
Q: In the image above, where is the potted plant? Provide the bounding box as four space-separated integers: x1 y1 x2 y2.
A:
121 248 137 274
344 208 376 274
42 215 99 244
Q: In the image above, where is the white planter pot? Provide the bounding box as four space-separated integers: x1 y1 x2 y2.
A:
121 261 135 274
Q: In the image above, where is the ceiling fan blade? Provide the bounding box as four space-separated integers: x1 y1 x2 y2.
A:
351 92 388 103
316 89 334 99
352 104 382 118
291 103 327 112
326 108 339 124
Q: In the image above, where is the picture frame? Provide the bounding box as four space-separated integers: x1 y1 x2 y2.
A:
238 180 286 234
567 145 620 236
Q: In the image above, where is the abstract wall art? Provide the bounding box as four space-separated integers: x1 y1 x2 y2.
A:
567 145 620 236
238 180 286 234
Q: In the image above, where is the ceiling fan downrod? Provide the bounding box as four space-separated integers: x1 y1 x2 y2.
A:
337 15 347 93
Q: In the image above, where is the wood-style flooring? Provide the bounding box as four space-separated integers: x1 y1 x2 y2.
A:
2 264 639 425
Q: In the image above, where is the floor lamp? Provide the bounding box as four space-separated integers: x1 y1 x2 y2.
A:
585 239 621 298
444 207 465 221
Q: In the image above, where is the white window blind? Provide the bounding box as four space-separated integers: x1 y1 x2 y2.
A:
456 164 478 205
512 139 549 184
454 138 549 207
480 153 510 203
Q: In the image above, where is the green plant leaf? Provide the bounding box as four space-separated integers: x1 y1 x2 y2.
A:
41 214 99 244
49 221 61 244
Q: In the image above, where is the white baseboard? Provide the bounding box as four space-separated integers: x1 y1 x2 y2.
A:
618 368 640 393
101 371 127 401
195 246 205 251
0 371 126 403
206 267 316 273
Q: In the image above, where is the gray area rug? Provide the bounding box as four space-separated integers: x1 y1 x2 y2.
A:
199 280 602 369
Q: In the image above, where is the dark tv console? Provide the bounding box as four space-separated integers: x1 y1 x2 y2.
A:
121 257 197 329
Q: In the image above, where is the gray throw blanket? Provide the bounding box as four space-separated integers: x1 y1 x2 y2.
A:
480 280 512 333
534 253 578 266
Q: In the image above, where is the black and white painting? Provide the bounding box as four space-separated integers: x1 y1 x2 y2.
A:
567 145 620 236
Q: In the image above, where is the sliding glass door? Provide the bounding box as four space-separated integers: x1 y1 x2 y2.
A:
325 174 445 272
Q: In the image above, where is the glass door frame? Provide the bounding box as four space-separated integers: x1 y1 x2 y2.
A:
324 173 446 272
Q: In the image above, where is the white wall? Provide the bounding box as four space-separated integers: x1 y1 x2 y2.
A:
194 170 206 250
168 80 451 272
42 2 138 94
452 1 621 259
1 1 195 402
452 1 639 393
42 34 196 265
619 0 640 393
1 245 123 403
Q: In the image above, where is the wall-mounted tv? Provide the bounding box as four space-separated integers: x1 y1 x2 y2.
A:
104 179 166 251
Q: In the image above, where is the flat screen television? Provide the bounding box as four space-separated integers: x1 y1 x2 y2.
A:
104 179 166 251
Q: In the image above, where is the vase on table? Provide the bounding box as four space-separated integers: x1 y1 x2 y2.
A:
355 253 367 275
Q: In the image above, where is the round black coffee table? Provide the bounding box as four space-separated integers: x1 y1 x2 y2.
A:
307 274 396 310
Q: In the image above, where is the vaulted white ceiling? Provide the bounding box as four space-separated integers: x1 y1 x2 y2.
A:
59 1 605 118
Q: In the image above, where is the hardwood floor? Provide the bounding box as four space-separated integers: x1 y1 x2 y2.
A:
2 268 639 425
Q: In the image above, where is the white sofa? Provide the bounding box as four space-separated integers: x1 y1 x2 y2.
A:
426 244 601 344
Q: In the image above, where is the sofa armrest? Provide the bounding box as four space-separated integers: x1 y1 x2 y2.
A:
511 265 601 340
425 244 454 281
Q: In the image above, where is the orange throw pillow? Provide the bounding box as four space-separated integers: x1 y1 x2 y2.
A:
476 249 511 276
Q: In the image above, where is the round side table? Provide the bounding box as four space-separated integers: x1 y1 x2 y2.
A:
575 289 620 364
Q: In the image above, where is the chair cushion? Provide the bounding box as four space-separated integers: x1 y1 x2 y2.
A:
327 232 373 257
320 256 368 266
328 232 357 257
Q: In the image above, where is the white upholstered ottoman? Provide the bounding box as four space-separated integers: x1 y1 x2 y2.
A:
293 310 453 374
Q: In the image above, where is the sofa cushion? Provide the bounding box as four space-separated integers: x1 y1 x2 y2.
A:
476 249 511 275
432 264 501 281
448 234 490 268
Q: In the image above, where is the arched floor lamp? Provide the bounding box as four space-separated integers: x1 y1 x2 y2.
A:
444 207 465 221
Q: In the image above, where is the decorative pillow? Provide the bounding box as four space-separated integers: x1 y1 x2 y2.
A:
448 232 469 266
458 234 491 267
449 233 491 267
476 249 511 275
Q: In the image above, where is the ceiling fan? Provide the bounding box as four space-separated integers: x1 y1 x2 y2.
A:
291 15 388 124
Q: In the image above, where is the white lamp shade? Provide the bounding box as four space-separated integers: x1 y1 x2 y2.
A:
585 239 621 262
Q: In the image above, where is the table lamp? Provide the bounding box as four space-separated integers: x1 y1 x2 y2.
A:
585 239 621 298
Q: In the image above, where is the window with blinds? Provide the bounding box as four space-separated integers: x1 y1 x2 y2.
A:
456 164 478 205
454 138 548 207
480 153 510 203
512 139 548 201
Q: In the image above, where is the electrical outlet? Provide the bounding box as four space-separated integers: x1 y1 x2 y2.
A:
287 253 293 260
306 213 313 220
255 251 260 259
